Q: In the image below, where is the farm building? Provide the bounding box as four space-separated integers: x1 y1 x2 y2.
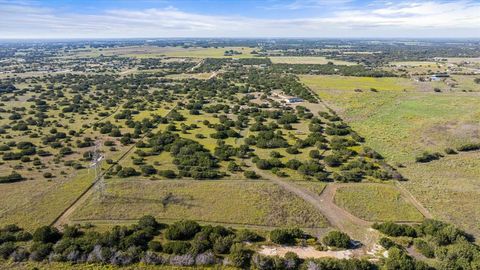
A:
286 97 303 103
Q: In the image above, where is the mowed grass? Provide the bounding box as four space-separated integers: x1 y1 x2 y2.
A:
303 76 480 238
270 56 356 65
70 179 329 228
334 184 424 222
300 75 415 91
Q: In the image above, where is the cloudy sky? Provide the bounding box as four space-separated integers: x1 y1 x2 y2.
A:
1 0 480 39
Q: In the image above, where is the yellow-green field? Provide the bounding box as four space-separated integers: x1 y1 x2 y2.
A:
67 46 258 59
165 72 214 80
0 170 95 231
270 56 356 65
300 75 416 91
70 179 329 228
334 184 424 222
303 76 480 238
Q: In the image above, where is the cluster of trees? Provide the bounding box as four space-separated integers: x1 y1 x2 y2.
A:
272 63 396 77
144 131 222 179
0 217 264 268
374 220 480 270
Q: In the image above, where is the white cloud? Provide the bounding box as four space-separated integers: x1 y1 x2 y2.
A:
1 0 480 38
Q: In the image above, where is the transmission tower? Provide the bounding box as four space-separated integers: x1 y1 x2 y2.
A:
90 140 105 200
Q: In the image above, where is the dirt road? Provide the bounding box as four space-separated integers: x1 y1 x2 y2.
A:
246 161 376 245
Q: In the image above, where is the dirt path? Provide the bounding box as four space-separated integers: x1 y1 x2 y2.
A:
246 161 375 245
394 181 433 219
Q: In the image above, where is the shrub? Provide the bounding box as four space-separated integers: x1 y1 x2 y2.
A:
322 231 351 249
372 222 417 237
285 159 301 170
29 242 53 261
158 170 176 179
379 237 399 250
226 243 252 268
269 228 304 245
235 229 262 243
324 155 343 167
457 143 480 152
0 172 23 184
444 148 457 155
163 241 192 255
164 220 201 240
33 226 61 243
0 242 16 259
244 170 259 179
415 151 442 163
413 239 435 258
148 241 162 252
210 236 231 254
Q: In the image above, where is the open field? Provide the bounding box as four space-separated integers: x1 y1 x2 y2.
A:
303 77 480 238
70 179 330 228
300 75 416 91
66 46 258 59
334 183 424 222
270 56 356 65
0 170 95 231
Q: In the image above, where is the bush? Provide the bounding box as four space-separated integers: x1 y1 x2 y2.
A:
413 239 435 258
235 229 262 242
270 228 304 245
164 220 201 240
163 241 192 255
379 237 399 250
444 148 457 155
0 172 23 184
158 170 176 179
244 170 259 179
0 242 15 259
138 215 160 229
148 241 162 252
415 151 442 163
322 231 351 249
33 226 61 243
226 243 252 268
457 143 480 152
372 222 417 237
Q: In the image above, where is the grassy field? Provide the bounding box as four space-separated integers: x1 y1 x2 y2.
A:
399 152 480 237
0 170 95 231
270 56 356 65
303 76 480 238
334 184 424 222
165 72 214 80
300 75 416 91
70 179 329 228
68 46 258 59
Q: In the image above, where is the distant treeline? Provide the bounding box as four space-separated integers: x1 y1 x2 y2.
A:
272 63 396 77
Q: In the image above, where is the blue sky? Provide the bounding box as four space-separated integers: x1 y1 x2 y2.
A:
1 0 480 38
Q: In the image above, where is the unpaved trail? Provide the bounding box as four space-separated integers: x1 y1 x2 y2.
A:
246 161 376 245
395 181 433 219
